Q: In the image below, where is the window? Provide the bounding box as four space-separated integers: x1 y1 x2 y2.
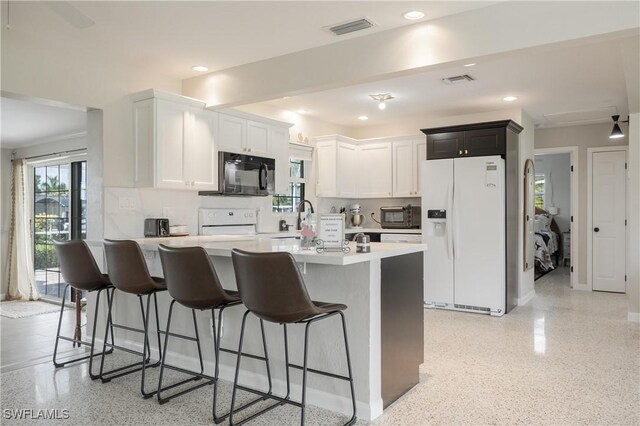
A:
33 159 87 301
273 159 305 213
534 173 545 209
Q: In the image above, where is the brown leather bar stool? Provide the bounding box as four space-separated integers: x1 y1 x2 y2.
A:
230 249 357 426
101 239 177 398
157 245 273 423
52 240 114 379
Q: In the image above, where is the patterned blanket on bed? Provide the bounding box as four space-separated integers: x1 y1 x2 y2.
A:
535 231 558 272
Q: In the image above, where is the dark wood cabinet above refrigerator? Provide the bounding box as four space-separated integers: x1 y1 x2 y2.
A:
421 120 523 159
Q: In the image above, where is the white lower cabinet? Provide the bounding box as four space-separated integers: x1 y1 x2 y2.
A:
132 92 218 191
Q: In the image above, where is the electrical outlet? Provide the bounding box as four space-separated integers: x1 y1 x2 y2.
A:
118 197 137 211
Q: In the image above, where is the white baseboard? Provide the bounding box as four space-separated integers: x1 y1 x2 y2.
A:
99 338 379 421
517 289 536 306
573 282 590 291
628 312 640 323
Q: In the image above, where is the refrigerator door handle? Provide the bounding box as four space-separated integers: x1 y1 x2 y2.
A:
452 179 460 259
447 184 454 260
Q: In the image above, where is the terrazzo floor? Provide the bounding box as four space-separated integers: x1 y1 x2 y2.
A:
1 267 638 425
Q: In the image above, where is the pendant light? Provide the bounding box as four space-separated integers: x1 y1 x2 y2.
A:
609 115 628 139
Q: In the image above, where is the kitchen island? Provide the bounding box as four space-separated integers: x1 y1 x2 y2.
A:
99 235 426 421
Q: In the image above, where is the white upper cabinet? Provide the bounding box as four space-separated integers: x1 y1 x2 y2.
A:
415 140 426 196
314 136 358 198
217 114 246 154
269 125 291 195
313 134 425 199
315 140 338 197
392 140 415 197
337 142 359 198
392 138 425 197
246 120 271 155
358 142 392 198
132 90 218 191
185 107 218 191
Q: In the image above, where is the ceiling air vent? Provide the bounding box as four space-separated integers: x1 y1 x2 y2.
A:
329 18 374 36
442 74 475 85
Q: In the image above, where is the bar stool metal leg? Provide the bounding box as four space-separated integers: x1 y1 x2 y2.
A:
339 311 357 426
53 284 115 380
99 289 154 383
156 301 212 404
213 306 274 424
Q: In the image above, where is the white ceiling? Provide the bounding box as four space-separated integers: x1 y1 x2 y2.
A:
264 35 637 128
1 97 87 148
3 1 496 80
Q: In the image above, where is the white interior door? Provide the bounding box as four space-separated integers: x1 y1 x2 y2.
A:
453 156 505 313
592 150 626 293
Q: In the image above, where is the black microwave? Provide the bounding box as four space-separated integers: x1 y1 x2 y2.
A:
380 205 421 229
199 152 275 196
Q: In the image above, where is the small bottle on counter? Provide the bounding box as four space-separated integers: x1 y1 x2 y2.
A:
355 233 371 253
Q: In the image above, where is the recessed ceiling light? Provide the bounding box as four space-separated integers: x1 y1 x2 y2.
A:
192 65 209 72
403 11 425 20
503 96 518 102
358 115 369 121
297 109 308 114
463 63 476 67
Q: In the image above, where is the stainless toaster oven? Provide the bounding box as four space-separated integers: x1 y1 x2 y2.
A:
380 205 421 229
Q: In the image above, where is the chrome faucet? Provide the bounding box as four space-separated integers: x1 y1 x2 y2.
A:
296 200 315 230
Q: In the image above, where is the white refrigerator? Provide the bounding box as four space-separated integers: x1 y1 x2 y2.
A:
421 156 506 316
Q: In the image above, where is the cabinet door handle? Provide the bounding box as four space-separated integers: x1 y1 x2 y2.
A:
248 148 252 152
459 150 462 155
464 149 468 155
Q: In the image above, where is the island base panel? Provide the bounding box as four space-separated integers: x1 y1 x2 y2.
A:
381 252 424 407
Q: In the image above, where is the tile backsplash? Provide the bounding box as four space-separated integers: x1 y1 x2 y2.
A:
317 197 421 229
104 186 277 238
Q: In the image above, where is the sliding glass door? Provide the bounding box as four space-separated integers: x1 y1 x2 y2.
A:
33 160 87 301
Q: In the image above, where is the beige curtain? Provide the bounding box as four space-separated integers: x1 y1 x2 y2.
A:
6 159 39 301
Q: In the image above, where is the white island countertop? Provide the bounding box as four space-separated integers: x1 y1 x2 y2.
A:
136 235 426 266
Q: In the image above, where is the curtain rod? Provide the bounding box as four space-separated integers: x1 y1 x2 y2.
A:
17 148 87 161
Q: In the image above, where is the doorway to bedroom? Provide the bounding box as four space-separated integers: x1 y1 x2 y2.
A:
534 148 577 288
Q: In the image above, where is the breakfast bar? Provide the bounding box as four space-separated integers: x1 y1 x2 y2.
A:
96 236 426 421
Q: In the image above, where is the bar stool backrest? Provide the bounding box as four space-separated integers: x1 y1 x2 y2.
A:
103 239 157 294
54 239 109 291
231 249 316 323
158 245 233 308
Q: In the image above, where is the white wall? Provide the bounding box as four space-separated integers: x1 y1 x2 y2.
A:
534 153 571 232
535 122 628 285
518 111 536 303
628 113 639 321
0 149 12 297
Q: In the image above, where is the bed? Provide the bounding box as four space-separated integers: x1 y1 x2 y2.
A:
534 207 561 278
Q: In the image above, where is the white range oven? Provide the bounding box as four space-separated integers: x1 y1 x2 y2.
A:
198 208 257 235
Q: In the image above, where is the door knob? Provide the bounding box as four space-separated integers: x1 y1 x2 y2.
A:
594 227 600 232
